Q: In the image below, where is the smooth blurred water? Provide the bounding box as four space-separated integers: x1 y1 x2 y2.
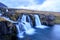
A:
19 24 60 40
15 14 36 38
21 15 36 35
34 15 48 29
21 14 26 22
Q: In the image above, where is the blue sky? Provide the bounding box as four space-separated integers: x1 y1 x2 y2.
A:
0 0 60 12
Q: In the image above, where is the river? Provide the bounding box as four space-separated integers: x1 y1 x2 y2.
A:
19 24 60 40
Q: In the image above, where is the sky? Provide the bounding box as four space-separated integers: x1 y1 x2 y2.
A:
0 0 60 12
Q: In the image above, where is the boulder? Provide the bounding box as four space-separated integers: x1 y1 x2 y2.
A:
46 14 55 26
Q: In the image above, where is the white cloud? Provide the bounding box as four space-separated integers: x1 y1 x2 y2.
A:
0 0 60 12
16 0 60 12
40 0 60 12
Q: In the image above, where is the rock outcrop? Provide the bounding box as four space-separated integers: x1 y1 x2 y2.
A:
41 14 55 26
0 21 17 40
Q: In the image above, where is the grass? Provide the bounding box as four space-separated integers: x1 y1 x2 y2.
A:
0 13 60 24
54 16 60 24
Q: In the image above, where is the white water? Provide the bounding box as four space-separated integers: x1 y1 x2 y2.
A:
0 12 48 38
21 15 36 35
21 21 36 35
1 17 17 23
21 14 26 22
0 13 2 16
15 14 36 38
34 15 48 29
16 24 24 38
0 13 36 38
15 16 25 38
27 15 31 22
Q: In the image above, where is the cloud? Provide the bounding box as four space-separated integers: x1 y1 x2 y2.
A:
16 0 60 12
0 0 36 7
40 0 60 12
0 0 60 12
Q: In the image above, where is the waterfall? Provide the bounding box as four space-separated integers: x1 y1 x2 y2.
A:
0 13 36 38
16 23 25 38
34 15 41 26
0 13 24 38
26 15 33 26
21 21 36 35
15 16 25 38
26 15 31 22
34 15 48 29
0 13 2 16
21 14 36 35
15 14 36 38
21 14 26 22
0 12 48 39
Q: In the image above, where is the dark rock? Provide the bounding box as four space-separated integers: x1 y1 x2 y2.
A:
29 14 36 28
46 14 55 21
0 21 17 40
42 21 47 25
40 14 46 20
0 21 7 35
26 14 33 26
45 14 55 26
41 14 55 26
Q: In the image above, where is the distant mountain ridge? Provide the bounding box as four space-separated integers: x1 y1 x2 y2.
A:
7 8 60 16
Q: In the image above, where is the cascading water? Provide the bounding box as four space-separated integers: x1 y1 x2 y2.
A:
0 13 2 16
21 14 36 35
34 14 48 29
0 13 24 38
26 15 31 22
15 16 25 38
0 13 36 38
15 14 36 38
34 15 41 26
26 15 33 27
0 12 48 39
21 14 26 22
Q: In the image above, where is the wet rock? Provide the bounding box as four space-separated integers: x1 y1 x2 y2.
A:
0 21 7 35
0 21 17 40
40 14 55 26
26 14 33 26
29 14 36 28
45 14 55 26
40 14 46 20
46 14 55 21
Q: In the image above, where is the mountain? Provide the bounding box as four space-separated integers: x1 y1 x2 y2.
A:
0 2 7 8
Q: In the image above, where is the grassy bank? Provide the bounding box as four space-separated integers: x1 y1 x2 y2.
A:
54 16 60 24
0 14 60 24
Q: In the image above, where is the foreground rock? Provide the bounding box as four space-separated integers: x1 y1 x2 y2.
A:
41 14 55 26
0 21 17 40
